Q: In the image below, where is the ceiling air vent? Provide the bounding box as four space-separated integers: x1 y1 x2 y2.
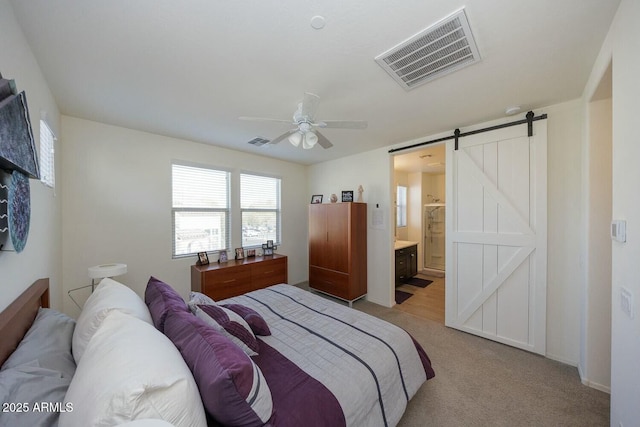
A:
247 137 270 147
375 8 480 90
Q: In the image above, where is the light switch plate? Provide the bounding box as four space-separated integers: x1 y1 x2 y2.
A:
621 287 634 319
611 220 627 242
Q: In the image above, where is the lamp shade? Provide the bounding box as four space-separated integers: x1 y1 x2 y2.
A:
288 131 302 147
88 263 127 279
303 131 318 149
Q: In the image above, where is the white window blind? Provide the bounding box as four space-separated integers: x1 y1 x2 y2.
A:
172 163 230 257
396 185 407 227
39 120 55 188
240 173 281 247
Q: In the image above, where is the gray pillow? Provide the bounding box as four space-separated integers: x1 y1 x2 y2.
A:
0 363 71 427
1 308 76 379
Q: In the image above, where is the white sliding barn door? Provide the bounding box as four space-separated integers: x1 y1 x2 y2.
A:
445 120 547 355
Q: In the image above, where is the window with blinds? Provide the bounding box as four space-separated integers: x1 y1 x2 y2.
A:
39 120 55 188
396 185 407 227
240 173 281 247
172 163 230 257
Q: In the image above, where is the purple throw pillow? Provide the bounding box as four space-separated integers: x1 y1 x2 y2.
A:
191 304 260 355
163 310 273 426
221 304 271 336
144 276 189 332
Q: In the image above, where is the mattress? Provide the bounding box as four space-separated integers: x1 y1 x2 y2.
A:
220 284 435 427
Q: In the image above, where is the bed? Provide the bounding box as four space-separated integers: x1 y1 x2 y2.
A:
0 277 434 427
0 278 49 367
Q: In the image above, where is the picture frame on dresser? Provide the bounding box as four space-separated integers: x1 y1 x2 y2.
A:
197 252 209 265
235 247 245 260
341 191 354 202
218 250 228 263
311 194 323 204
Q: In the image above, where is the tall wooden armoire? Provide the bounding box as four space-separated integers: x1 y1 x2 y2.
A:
308 202 367 306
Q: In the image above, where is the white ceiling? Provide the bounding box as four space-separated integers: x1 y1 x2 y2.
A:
394 144 446 174
9 0 620 165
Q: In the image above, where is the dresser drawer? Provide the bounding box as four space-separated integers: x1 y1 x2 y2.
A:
203 265 252 300
252 258 287 289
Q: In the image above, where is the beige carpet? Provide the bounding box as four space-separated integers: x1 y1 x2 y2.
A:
353 299 610 427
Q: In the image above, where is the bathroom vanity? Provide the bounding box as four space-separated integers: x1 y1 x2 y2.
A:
394 240 418 285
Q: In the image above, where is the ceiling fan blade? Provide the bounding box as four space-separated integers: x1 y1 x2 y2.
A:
269 130 296 145
239 116 292 124
315 120 368 129
300 93 321 119
315 130 333 149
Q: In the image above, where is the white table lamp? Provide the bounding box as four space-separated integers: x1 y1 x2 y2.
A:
68 263 128 309
88 263 127 287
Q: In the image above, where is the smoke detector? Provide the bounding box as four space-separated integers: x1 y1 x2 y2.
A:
505 106 522 116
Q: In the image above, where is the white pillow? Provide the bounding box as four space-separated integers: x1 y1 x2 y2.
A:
59 311 206 427
72 278 152 364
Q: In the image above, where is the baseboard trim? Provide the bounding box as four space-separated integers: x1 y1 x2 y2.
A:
578 362 611 394
581 378 611 394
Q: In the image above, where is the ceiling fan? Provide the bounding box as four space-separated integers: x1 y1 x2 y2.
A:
239 92 367 150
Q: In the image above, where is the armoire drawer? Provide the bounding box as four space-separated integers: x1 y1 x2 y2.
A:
309 266 350 300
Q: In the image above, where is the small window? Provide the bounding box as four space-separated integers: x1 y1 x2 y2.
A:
172 163 230 257
240 173 281 247
39 120 55 188
396 185 407 227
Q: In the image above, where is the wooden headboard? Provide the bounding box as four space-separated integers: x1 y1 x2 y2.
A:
0 278 49 366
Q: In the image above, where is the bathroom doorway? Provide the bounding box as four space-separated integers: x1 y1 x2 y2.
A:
393 144 446 322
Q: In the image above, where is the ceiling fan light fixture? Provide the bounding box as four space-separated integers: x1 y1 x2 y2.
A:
303 131 318 149
289 131 302 147
240 92 366 150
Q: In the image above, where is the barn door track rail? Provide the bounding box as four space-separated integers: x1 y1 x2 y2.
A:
388 111 548 153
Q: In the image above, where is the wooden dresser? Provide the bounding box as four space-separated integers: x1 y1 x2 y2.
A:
191 254 287 300
309 202 367 306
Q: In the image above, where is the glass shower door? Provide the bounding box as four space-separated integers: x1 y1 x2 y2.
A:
424 204 446 271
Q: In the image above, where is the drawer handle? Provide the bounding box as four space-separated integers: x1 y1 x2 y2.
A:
222 279 236 284
262 270 273 274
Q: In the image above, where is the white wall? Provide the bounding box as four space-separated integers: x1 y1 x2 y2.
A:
422 173 445 204
0 0 62 311
545 99 584 365
60 117 308 317
407 172 422 248
584 0 640 423
308 147 393 307
581 97 612 392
